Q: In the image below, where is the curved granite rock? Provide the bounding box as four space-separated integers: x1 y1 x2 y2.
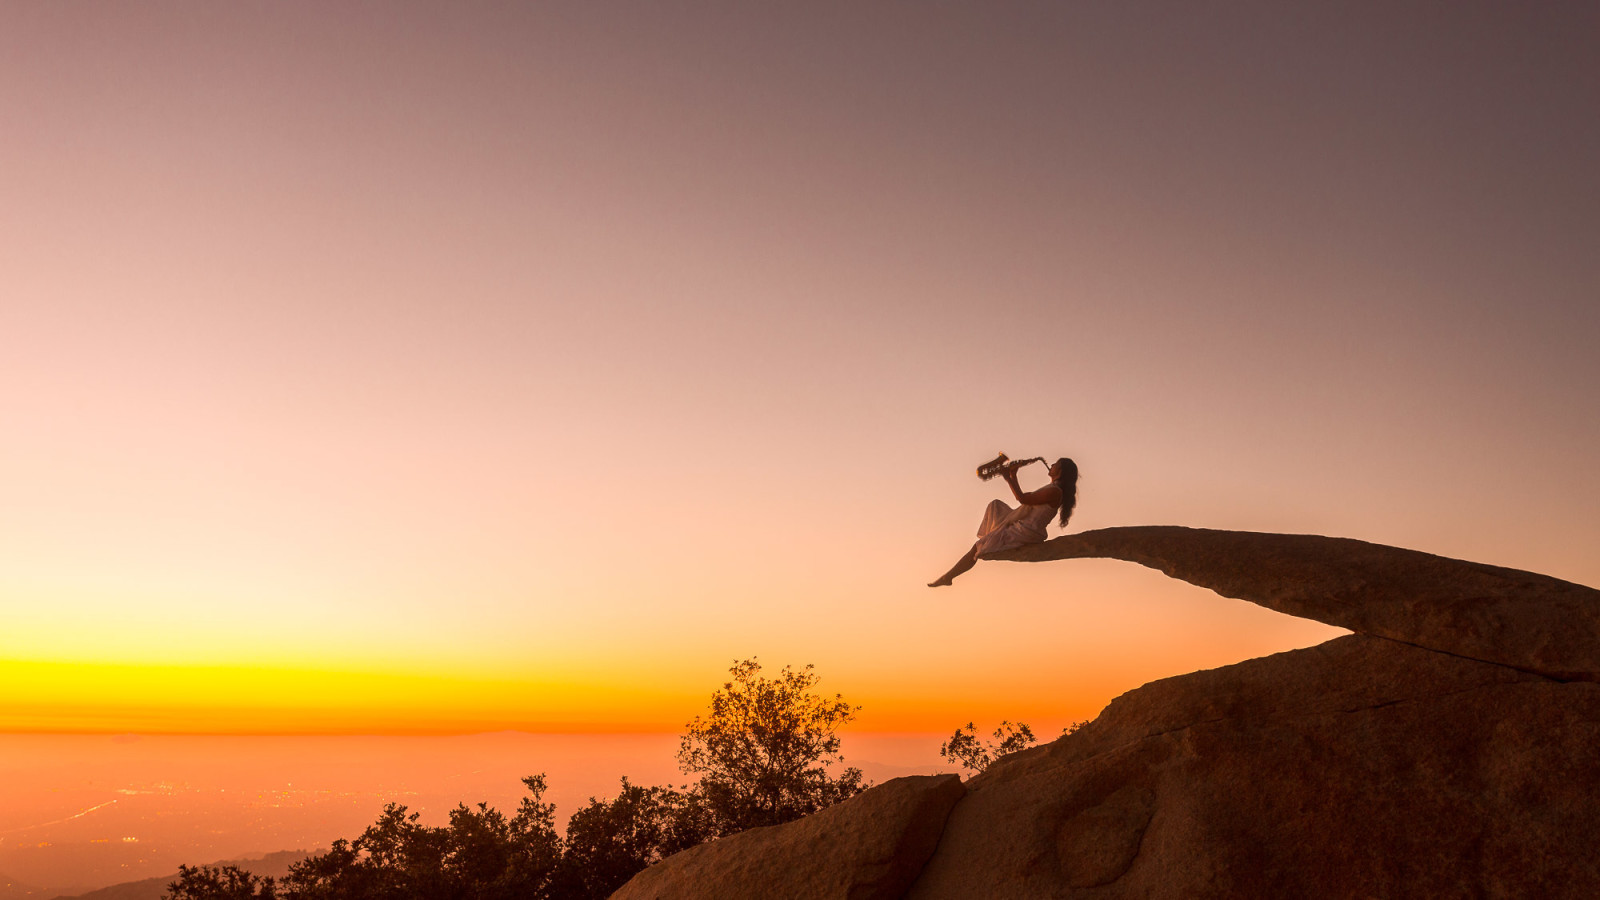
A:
991 526 1600 681
905 635 1600 899
611 774 964 900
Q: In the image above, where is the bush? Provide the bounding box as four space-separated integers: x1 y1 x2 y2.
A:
938 721 1037 773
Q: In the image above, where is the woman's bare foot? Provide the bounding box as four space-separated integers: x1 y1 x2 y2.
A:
929 547 977 587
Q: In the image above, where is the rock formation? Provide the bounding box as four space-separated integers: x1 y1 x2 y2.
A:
614 527 1600 898
610 774 963 900
908 634 1600 897
993 526 1600 682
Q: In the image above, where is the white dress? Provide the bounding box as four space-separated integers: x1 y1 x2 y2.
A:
973 496 1058 559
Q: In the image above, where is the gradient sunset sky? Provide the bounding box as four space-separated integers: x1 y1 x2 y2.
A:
4 3 1596 735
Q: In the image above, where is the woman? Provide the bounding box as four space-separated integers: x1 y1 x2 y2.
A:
928 457 1078 587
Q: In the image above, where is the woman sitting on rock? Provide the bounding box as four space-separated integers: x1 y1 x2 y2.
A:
928 457 1078 587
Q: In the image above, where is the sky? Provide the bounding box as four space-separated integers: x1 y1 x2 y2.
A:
3 2 1597 736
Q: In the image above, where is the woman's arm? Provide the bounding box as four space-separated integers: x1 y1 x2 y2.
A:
1003 470 1063 506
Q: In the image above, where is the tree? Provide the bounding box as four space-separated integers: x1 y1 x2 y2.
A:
554 778 713 900
939 720 1037 773
678 658 866 834
553 659 867 895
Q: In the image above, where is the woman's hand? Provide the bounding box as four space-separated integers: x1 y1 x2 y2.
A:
997 459 1059 505
1003 466 1061 506
1000 467 1028 503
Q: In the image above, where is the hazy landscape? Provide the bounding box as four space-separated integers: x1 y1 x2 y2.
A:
0 732 947 896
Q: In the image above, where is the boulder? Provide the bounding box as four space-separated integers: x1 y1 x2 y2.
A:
906 634 1600 898
610 773 964 900
994 526 1600 681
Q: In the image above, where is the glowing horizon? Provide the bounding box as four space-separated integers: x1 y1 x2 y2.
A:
3 557 1347 735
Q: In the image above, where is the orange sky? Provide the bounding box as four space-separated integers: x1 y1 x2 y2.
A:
2 3 1596 736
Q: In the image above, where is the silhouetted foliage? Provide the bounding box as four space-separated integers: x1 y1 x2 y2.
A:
275 774 563 900
939 720 1090 774
939 720 1037 773
555 778 714 899
166 865 277 900
678 658 866 834
163 660 867 900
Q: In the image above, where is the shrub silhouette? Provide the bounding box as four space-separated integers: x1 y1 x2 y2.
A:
938 719 1088 774
167 865 278 900
557 778 713 899
938 720 1037 773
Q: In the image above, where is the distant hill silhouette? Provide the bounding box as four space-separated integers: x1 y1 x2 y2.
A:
48 851 311 900
2 871 46 899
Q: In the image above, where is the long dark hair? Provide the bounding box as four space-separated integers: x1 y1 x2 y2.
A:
1053 458 1079 527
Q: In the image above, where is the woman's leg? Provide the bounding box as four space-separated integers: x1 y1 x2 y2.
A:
928 544 978 587
977 499 1014 537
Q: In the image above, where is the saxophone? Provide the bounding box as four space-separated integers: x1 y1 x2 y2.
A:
975 453 1046 481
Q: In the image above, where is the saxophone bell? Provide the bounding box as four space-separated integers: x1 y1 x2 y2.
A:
976 453 1010 480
